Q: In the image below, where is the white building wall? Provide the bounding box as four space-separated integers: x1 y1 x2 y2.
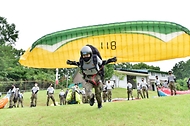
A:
136 76 148 84
111 75 127 88
148 72 169 83
111 71 169 89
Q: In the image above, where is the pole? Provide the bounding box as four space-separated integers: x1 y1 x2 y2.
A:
66 68 69 88
55 68 59 89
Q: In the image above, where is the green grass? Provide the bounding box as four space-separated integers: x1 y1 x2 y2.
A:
0 88 190 126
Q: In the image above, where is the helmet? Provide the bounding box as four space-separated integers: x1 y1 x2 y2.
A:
80 46 92 55
80 46 92 62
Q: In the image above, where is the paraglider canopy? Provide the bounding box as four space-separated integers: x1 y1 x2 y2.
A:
19 21 190 68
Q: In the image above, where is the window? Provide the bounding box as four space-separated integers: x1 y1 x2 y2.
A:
161 74 165 77
151 72 155 76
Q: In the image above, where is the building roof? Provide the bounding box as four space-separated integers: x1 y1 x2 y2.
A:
117 68 168 76
119 68 167 74
116 69 149 76
118 68 148 74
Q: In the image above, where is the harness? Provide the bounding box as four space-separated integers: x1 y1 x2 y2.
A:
80 54 104 84
85 74 100 86
79 44 105 85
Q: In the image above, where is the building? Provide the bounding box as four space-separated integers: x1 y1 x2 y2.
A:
111 69 168 90
72 68 169 91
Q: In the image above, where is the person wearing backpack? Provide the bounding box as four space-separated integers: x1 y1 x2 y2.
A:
67 45 117 109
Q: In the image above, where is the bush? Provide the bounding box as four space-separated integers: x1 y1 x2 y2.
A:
176 79 188 91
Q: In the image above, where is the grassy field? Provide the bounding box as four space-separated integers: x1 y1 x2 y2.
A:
0 88 190 126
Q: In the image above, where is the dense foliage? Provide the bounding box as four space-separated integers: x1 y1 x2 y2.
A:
0 16 19 46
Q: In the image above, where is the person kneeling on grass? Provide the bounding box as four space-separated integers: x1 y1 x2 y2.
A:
66 89 82 104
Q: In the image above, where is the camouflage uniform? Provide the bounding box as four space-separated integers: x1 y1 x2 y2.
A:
17 92 24 107
126 82 133 100
102 84 107 102
81 88 88 103
9 85 16 108
59 90 65 105
47 84 56 106
136 83 143 99
106 81 114 102
83 74 103 107
168 81 176 95
30 83 39 107
168 71 176 95
140 78 149 98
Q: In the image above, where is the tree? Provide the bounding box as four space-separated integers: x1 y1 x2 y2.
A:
104 64 115 81
0 45 23 80
115 62 133 69
172 61 186 79
132 62 160 70
114 62 160 71
0 16 19 45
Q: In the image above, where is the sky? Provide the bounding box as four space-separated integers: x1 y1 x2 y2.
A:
1 0 190 71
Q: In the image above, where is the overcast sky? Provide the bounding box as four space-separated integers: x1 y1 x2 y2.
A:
1 0 190 71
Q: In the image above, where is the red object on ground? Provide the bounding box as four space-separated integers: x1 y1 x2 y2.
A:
160 88 190 95
0 98 8 109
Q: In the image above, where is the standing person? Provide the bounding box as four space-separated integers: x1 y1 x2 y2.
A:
80 88 88 104
64 88 69 104
140 78 149 98
30 83 39 107
17 90 24 108
136 83 143 99
8 84 16 108
59 90 65 105
13 88 19 108
168 71 176 96
106 80 114 102
126 81 133 100
155 76 161 97
187 78 190 90
102 84 108 102
47 84 56 106
67 45 117 109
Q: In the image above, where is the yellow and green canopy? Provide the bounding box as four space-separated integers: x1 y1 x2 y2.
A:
19 21 190 68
